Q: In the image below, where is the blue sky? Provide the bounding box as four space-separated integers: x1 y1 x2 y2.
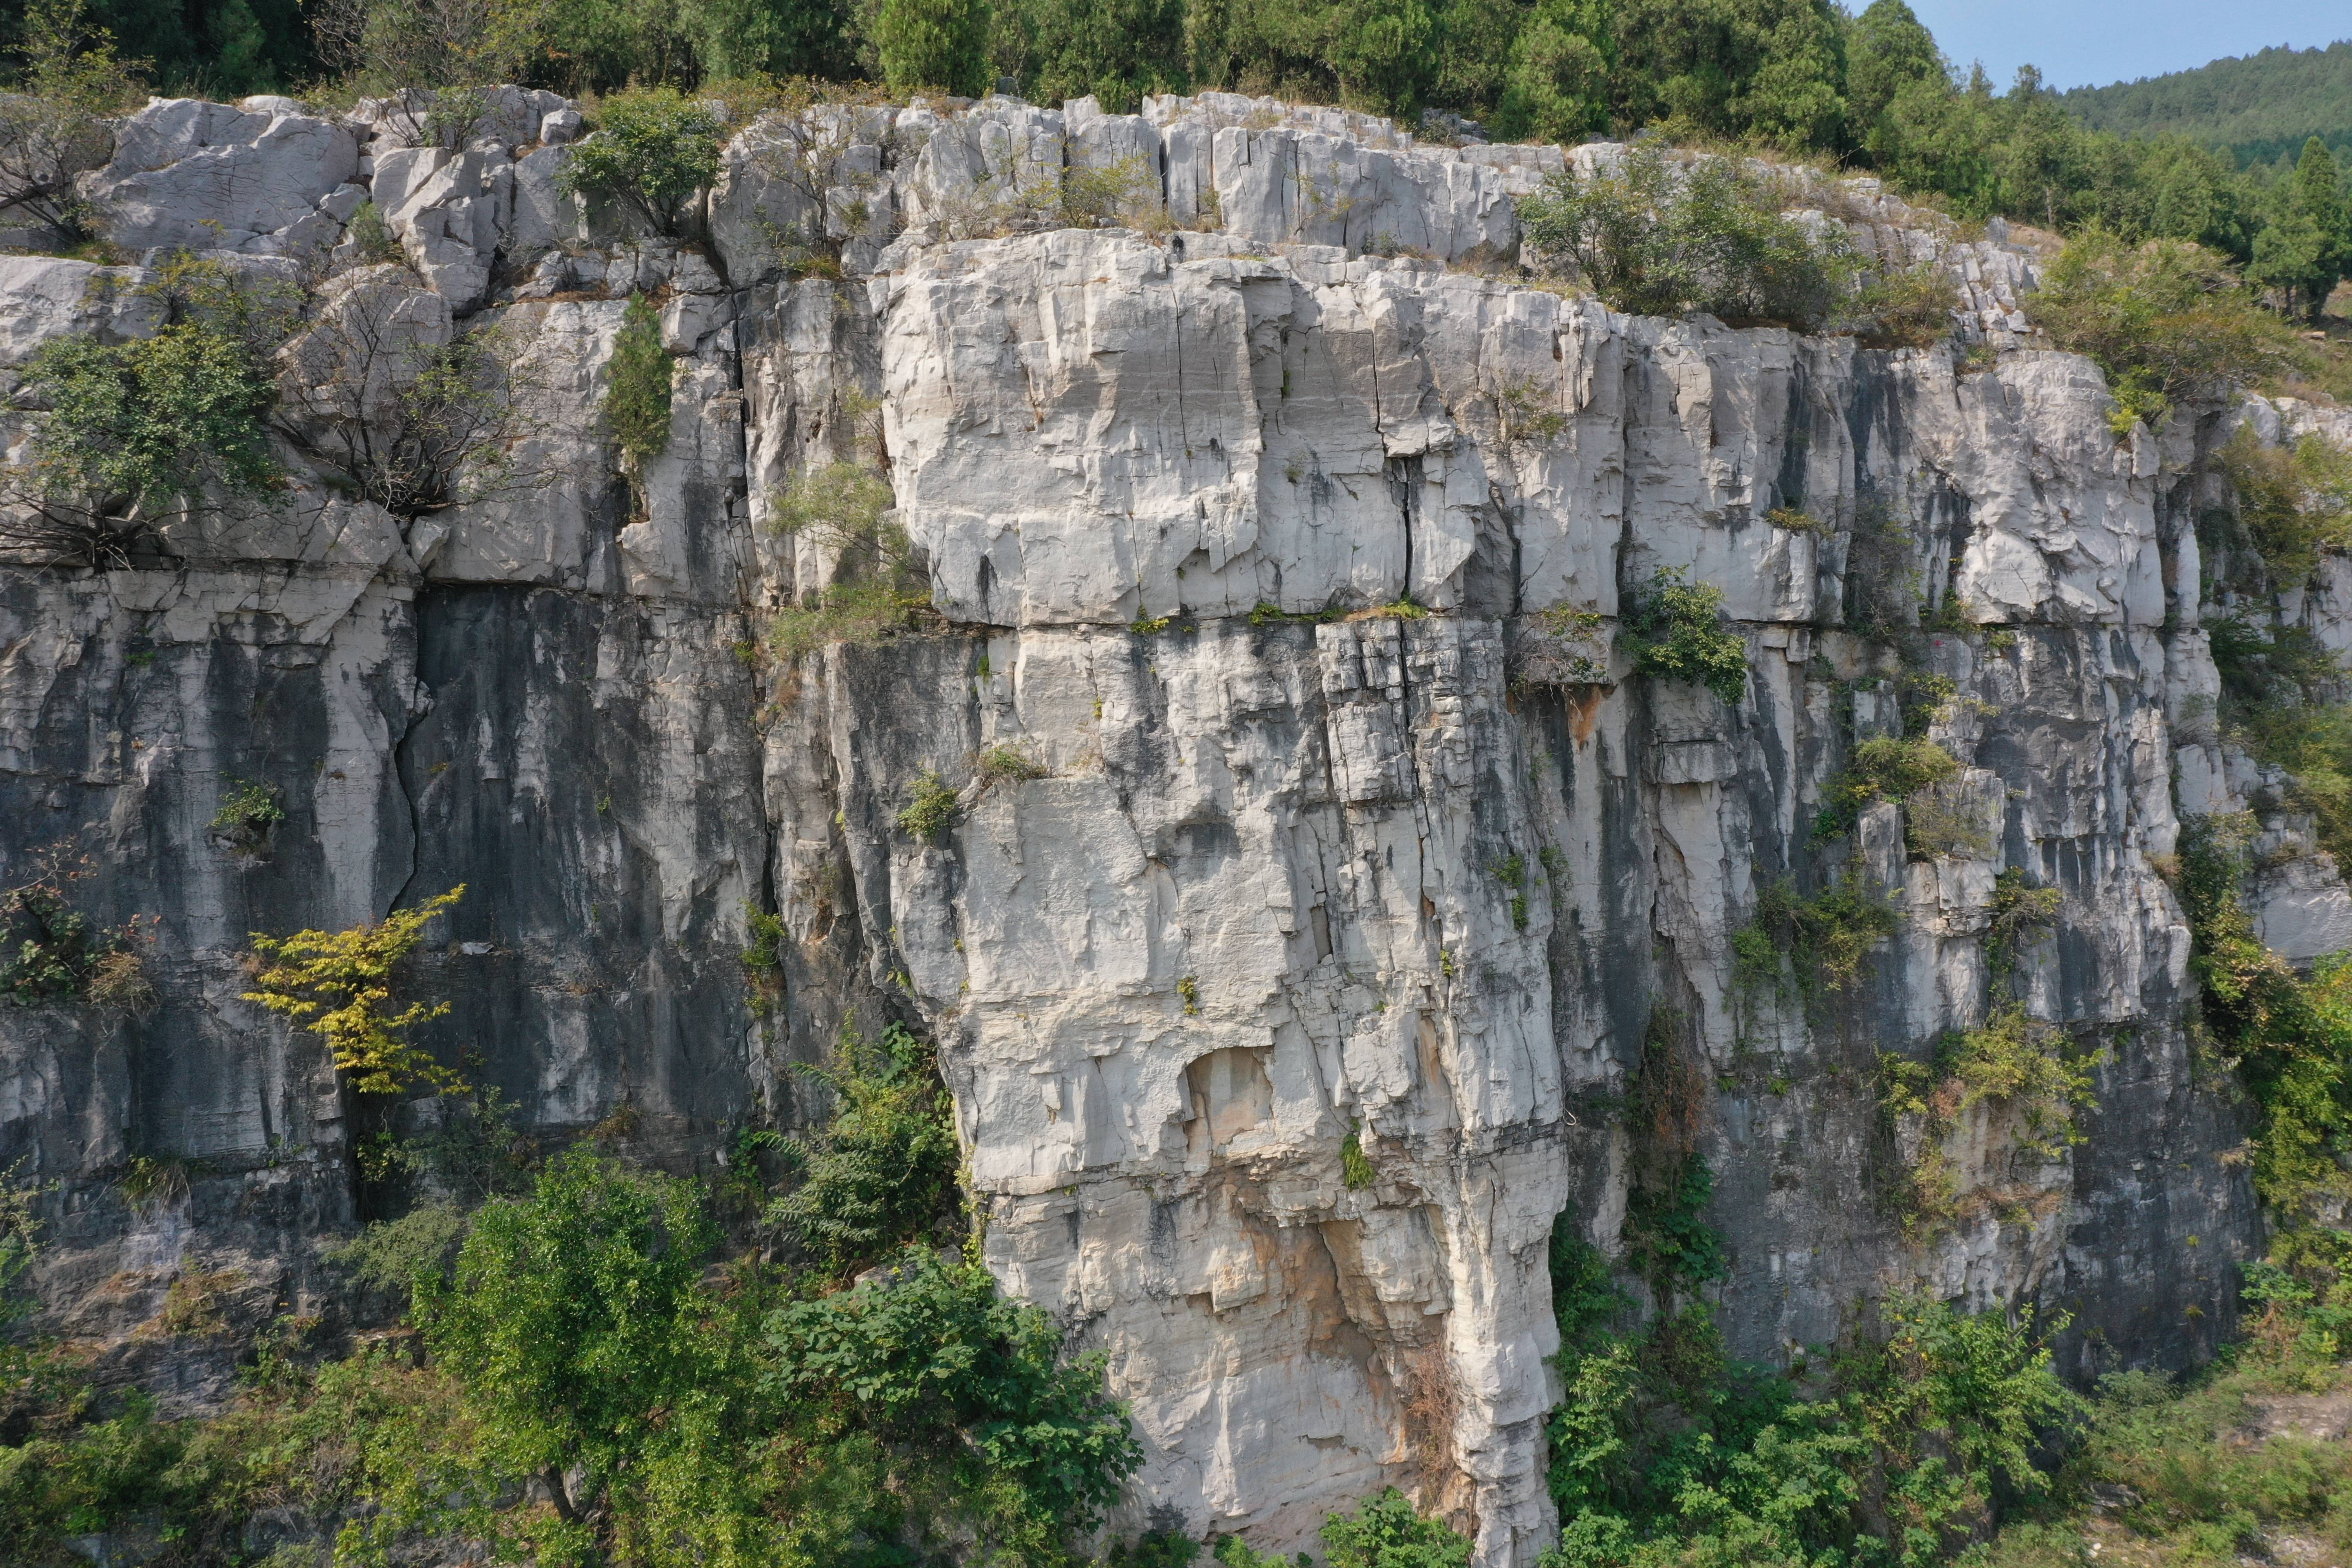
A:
1904 0 2349 91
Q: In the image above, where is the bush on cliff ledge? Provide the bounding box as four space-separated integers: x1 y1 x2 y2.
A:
1519 144 1854 330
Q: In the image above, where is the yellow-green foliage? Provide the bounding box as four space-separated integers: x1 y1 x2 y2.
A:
1739 873 1903 1001
768 462 928 656
895 769 958 843
2031 230 2298 435
2216 425 2352 591
1882 1006 2095 1239
1813 734 1963 843
245 888 466 1096
208 777 283 852
603 294 672 469
1340 1121 1375 1190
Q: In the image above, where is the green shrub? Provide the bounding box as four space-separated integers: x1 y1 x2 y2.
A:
766 1016 962 1277
1740 874 1903 1001
2213 424 2352 592
329 1202 471 1306
977 742 1049 785
897 768 960 842
0 1127 1141 1566
344 197 398 263
208 777 285 853
114 1153 205 1207
1340 1121 1376 1190
1622 566 1749 705
17 318 279 512
1518 144 1853 330
1985 867 2061 979
1538 1170 2080 1568
559 86 726 236
768 462 930 655
0 856 144 1011
1843 261 1959 348
1494 853 1531 931
1902 777 1992 861
873 0 992 96
2177 814 2352 1226
764 1242 1144 1538
397 1145 721 1550
1321 1488 1472 1568
2031 230 2299 434
1813 734 1963 842
740 903 787 1016
603 292 673 469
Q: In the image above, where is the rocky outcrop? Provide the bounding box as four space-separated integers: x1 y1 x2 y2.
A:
0 86 2327 1562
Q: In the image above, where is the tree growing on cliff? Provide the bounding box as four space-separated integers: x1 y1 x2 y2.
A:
766 1016 962 1276
1518 144 1854 330
245 887 467 1097
0 255 291 568
272 269 549 521
560 85 726 237
0 0 144 242
603 292 674 471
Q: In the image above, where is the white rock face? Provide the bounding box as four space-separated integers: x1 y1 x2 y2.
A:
0 85 2332 1567
81 98 358 254
0 256 161 365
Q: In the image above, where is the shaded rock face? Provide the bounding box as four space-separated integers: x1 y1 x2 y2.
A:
0 87 2305 1562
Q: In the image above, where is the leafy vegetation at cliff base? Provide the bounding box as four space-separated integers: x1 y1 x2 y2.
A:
0 1013 1145 1566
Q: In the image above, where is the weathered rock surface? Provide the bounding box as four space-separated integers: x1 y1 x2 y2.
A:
0 86 2331 1564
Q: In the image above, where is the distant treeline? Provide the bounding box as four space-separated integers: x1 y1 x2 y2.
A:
4 0 2349 313
2062 41 2352 171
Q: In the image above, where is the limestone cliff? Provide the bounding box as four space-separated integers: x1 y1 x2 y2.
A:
0 85 2335 1562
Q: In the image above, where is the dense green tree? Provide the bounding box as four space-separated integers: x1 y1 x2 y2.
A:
1 0 314 91
677 0 864 80
875 0 992 95
2258 138 2352 322
1180 0 1337 102
1489 0 1613 144
1323 0 1438 116
1843 0 1939 165
1610 0 1846 150
1426 0 1524 122
408 1146 723 1542
558 84 726 234
1018 0 1184 110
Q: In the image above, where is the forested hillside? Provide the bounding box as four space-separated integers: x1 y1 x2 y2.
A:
2061 41 2352 168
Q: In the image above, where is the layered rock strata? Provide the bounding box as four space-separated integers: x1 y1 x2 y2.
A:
0 84 2328 1561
